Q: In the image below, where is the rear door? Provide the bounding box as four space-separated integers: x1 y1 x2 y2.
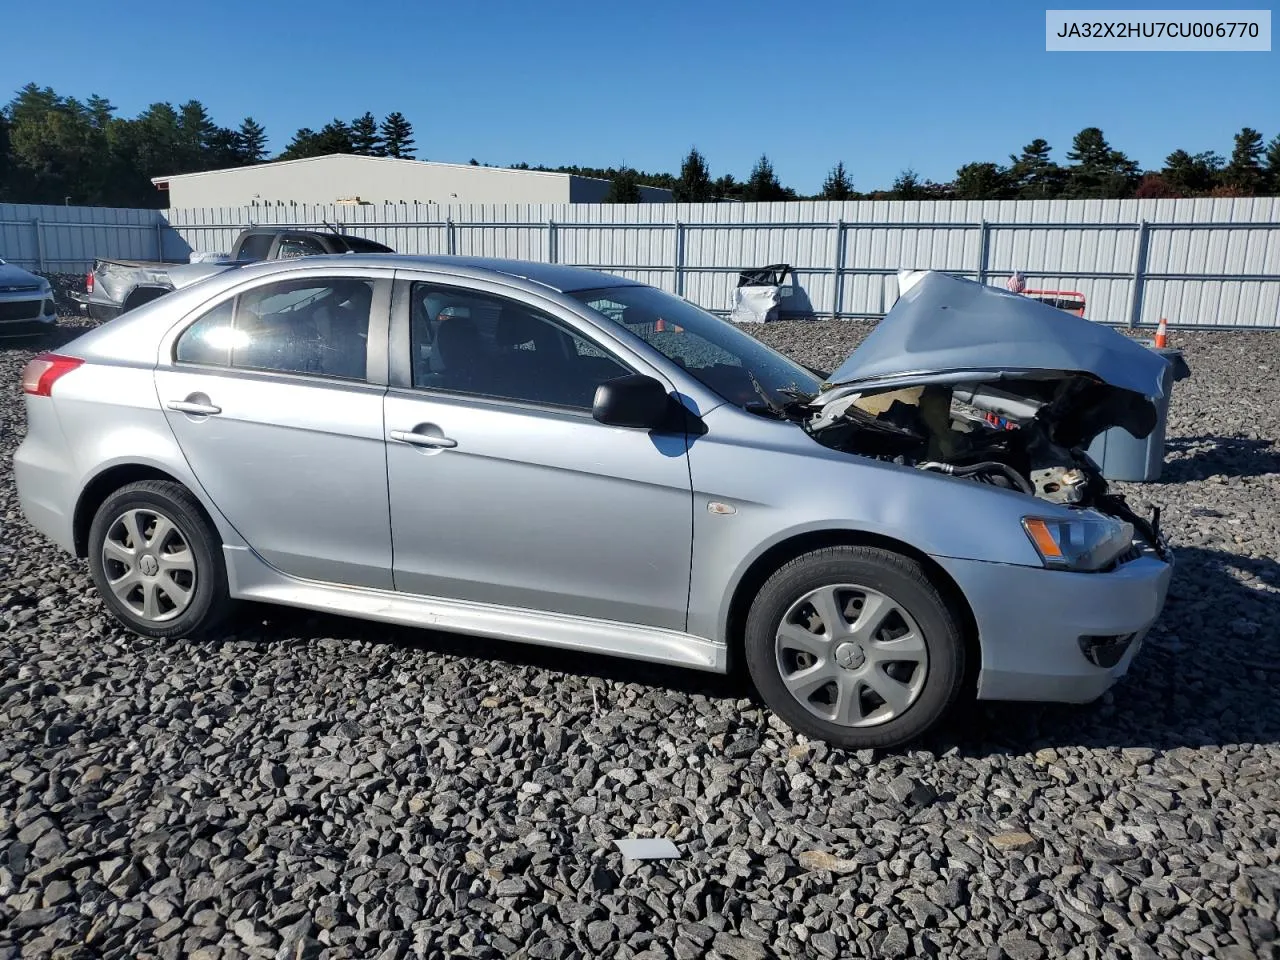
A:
154 268 394 589
382 275 694 630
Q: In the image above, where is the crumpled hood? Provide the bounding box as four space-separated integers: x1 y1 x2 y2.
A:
817 271 1174 443
0 261 46 289
825 271 1170 398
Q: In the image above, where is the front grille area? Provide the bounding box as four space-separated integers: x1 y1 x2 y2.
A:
0 300 43 322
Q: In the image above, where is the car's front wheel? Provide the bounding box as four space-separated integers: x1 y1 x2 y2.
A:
744 545 966 749
87 480 231 639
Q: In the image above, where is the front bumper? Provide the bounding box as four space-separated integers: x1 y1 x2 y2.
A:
0 292 57 333
935 547 1173 703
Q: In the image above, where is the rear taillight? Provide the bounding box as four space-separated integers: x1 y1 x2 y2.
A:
85 271 94 294
21 353 84 397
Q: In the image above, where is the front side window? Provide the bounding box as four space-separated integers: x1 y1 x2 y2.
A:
409 283 630 410
176 277 373 381
569 285 822 408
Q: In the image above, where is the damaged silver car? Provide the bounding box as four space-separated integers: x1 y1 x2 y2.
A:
15 258 1173 748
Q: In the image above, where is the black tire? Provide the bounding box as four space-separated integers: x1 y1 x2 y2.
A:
744 545 966 750
87 480 232 640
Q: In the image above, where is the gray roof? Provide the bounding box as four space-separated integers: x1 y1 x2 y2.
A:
272 254 638 293
399 256 638 292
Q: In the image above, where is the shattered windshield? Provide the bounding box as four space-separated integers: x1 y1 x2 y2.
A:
570 285 821 410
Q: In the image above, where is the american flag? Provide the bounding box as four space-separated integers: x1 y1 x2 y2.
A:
1006 272 1027 293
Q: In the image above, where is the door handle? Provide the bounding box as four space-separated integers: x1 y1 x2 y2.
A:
167 398 222 416
390 429 458 449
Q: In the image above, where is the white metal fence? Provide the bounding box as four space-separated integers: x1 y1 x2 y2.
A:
4 197 1280 328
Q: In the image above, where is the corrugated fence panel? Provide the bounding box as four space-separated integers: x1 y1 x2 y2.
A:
0 203 168 271
4 198 1280 327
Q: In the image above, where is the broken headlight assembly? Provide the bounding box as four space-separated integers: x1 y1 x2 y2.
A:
1021 514 1135 572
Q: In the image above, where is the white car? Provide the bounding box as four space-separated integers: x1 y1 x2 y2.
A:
0 259 57 335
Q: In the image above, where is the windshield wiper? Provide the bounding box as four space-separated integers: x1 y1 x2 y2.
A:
747 371 787 418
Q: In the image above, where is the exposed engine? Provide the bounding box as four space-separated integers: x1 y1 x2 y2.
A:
800 378 1168 557
806 379 1106 498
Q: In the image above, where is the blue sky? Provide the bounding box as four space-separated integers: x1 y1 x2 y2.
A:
3 0 1275 193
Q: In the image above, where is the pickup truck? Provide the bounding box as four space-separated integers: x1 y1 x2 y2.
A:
73 227 395 320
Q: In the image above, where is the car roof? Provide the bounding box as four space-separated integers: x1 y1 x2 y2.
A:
247 254 641 294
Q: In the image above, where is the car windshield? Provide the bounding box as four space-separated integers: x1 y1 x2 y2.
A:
569 285 822 410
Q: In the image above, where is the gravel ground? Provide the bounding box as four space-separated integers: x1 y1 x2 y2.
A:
2 316 1279 960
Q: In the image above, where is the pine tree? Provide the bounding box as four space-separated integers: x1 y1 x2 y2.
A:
604 167 642 203
1008 139 1065 198
1265 135 1280 194
673 147 713 202
350 112 383 156
953 162 1011 200
278 128 321 161
177 100 217 171
891 168 924 200
820 161 854 200
380 112 416 159
742 154 786 202
1162 149 1222 196
237 117 267 163
1224 127 1265 194
1064 127 1139 198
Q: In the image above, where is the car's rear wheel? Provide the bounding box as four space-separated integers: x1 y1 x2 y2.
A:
87 480 231 639
744 545 966 749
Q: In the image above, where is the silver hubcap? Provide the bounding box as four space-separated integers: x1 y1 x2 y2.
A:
775 583 929 728
101 508 197 622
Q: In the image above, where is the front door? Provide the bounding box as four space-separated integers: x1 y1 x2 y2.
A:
155 272 394 589
383 279 693 631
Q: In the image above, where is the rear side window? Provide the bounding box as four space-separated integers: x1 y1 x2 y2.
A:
175 277 374 381
236 233 274 261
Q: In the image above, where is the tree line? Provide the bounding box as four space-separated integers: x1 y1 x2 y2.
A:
3 83 1279 207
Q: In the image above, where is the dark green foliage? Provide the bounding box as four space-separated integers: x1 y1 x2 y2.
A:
1161 149 1222 196
891 169 924 200
1266 135 1280 194
237 118 268 164
953 161 1011 200
1224 127 1265 194
743 154 790 202
820 161 854 200
380 112 415 159
1063 128 1140 199
604 167 642 203
673 147 714 202
1008 139 1066 198
350 112 383 157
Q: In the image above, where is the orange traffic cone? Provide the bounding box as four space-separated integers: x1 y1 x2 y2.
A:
1153 317 1168 348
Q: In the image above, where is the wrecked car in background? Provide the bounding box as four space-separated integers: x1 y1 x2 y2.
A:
16 260 1172 749
72 227 395 321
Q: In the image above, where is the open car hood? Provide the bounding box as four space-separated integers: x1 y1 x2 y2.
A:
817 270 1174 443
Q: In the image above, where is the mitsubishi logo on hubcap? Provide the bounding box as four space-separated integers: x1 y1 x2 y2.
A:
139 555 159 577
834 641 865 670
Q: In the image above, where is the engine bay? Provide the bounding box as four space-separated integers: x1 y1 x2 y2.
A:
802 377 1167 555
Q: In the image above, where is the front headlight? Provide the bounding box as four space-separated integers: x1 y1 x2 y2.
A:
1022 514 1134 571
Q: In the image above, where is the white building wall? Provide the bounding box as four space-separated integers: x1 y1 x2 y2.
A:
159 156 585 208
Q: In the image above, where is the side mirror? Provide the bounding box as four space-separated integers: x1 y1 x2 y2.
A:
592 374 674 429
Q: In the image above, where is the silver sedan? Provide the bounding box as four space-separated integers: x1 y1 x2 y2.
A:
14 257 1173 748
